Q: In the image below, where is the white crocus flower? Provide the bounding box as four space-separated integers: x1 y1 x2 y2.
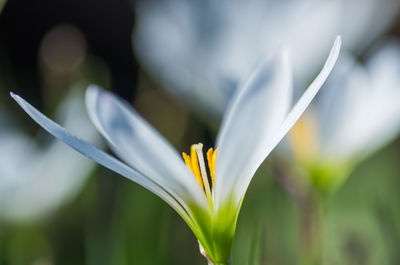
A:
134 0 398 117
287 42 400 193
0 88 100 222
11 38 340 264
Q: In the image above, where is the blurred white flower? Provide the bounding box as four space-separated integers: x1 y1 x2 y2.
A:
0 87 101 222
133 0 399 117
11 38 340 264
287 41 400 192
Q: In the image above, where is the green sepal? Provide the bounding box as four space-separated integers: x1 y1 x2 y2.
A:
306 159 354 195
187 196 238 265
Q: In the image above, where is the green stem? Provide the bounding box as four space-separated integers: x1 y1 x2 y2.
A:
298 193 325 265
213 261 230 265
204 258 230 265
0 227 3 265
272 161 326 265
199 242 230 265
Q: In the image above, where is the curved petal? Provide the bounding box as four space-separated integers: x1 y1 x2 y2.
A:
0 89 101 221
362 42 400 155
317 52 371 160
214 50 293 209
215 36 341 210
271 36 341 152
10 93 196 225
316 51 358 150
85 86 207 208
264 36 341 169
321 42 400 160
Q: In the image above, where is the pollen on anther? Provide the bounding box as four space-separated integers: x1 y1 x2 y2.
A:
206 148 217 187
182 143 218 200
182 151 203 189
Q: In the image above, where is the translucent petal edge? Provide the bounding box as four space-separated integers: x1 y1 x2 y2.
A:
84 85 208 208
10 92 197 228
272 36 342 155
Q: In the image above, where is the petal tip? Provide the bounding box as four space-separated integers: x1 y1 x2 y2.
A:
87 84 101 92
86 84 100 99
10 92 24 106
85 84 104 109
333 35 342 53
10 91 17 99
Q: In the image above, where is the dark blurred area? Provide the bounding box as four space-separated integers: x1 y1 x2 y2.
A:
0 0 137 102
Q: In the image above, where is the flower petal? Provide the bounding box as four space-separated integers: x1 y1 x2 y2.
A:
317 52 370 160
214 50 293 209
320 42 400 160
10 92 195 224
0 89 100 221
85 86 207 208
272 36 341 152
268 36 342 166
215 36 341 210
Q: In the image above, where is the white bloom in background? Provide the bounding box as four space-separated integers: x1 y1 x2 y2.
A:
287 41 400 192
11 39 340 264
133 0 398 117
0 88 101 222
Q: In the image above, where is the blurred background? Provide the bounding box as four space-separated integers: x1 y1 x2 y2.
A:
1 0 400 264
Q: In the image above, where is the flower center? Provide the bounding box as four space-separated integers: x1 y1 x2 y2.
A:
182 143 218 199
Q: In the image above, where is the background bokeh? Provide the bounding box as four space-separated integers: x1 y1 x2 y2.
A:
1 0 400 265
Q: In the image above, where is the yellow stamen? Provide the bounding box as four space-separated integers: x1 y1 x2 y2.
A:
182 152 203 188
190 146 204 189
193 144 212 199
182 152 192 170
206 148 218 187
182 143 218 202
212 149 218 184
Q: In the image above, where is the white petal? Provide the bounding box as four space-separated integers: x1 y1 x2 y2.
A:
365 43 400 154
0 89 100 221
214 50 293 209
85 86 207 208
10 93 195 223
240 39 341 205
317 52 371 159
214 36 341 209
267 36 341 160
321 42 400 160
